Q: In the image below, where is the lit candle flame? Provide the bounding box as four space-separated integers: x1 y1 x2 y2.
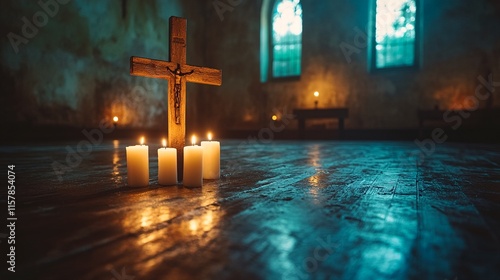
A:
314 91 319 97
191 135 197 146
162 138 167 148
113 116 119 123
140 136 145 145
208 132 212 141
272 115 278 121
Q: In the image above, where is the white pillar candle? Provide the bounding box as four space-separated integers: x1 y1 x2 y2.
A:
158 139 177 185
201 132 220 179
126 137 149 187
183 135 203 187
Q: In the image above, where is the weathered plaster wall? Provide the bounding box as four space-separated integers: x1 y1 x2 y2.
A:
1 0 500 131
0 0 208 131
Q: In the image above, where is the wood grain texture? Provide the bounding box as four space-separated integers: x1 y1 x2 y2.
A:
4 140 500 279
169 16 186 64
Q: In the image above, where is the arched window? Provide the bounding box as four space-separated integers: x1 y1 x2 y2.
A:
373 0 418 69
271 0 302 78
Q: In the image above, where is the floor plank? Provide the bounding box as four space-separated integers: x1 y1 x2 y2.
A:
1 140 499 279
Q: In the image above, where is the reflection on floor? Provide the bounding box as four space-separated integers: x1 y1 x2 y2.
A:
3 140 499 279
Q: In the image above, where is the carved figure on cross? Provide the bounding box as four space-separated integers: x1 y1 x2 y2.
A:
167 63 194 124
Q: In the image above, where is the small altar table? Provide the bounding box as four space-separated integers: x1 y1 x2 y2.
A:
293 108 349 139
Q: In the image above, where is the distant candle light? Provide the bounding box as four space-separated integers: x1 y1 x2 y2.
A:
314 91 319 109
272 115 278 121
113 116 119 123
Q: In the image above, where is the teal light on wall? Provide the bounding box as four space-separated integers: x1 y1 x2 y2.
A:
260 0 271 82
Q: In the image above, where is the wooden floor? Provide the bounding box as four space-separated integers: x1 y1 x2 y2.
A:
2 140 500 279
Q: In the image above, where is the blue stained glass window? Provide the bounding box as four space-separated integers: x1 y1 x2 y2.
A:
272 0 302 78
375 0 417 68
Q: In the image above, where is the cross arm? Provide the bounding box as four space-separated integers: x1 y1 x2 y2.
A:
130 56 222 86
130 56 172 80
185 65 222 86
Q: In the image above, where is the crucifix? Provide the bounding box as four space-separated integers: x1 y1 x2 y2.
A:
130 16 222 182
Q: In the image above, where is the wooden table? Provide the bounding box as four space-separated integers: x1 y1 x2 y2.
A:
293 108 349 139
417 108 500 138
2 139 500 279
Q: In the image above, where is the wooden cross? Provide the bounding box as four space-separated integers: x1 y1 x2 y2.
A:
130 16 222 182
